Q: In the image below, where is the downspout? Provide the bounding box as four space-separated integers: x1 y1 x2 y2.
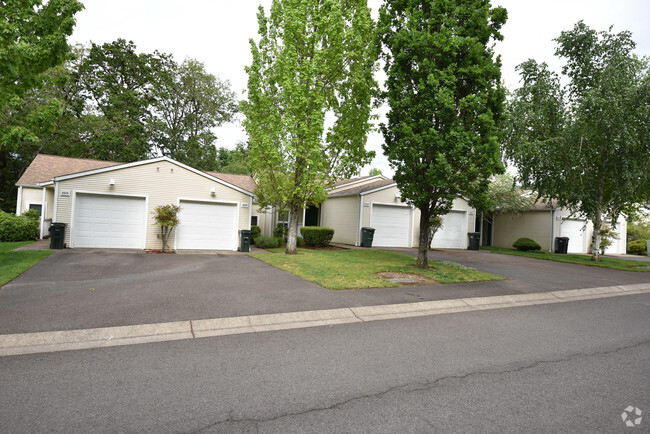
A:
550 208 556 252
16 186 23 215
53 182 59 223
249 196 253 229
39 187 46 239
357 194 364 246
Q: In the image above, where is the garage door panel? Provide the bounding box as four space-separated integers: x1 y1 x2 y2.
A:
431 211 466 249
176 201 238 250
560 220 586 254
74 194 146 249
371 204 411 247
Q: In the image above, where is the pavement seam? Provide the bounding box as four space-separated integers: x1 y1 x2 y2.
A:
0 283 648 357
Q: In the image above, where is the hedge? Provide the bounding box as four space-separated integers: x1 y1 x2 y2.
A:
300 226 334 247
0 212 39 242
512 237 541 251
627 239 648 256
253 236 283 249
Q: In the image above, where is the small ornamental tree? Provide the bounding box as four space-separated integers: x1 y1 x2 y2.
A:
153 204 181 252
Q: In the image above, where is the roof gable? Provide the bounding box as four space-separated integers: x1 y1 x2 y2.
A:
329 178 397 197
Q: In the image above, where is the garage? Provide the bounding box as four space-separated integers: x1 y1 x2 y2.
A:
176 200 238 250
370 204 411 247
73 193 146 248
560 219 586 253
431 211 467 249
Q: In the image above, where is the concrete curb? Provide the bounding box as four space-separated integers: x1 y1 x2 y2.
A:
1 283 649 357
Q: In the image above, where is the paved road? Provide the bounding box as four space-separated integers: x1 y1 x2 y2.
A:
2 249 650 334
1 294 648 432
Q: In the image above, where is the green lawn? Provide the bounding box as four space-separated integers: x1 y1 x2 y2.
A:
0 242 53 286
248 248 504 290
481 246 650 272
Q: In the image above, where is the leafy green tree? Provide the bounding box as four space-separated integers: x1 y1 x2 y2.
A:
368 167 382 176
0 0 83 211
378 0 507 268
473 173 535 230
214 143 251 174
152 204 181 252
243 0 378 254
504 22 650 262
150 59 238 170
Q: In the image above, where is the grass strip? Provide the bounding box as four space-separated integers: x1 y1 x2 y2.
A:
481 246 650 272
0 242 54 286
249 248 503 290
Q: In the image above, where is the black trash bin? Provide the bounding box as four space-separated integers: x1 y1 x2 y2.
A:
239 229 252 252
361 227 375 247
467 232 480 250
554 236 569 254
49 222 67 249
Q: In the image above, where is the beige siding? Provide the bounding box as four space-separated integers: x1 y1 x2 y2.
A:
20 187 43 214
493 211 553 251
320 196 360 244
54 160 251 250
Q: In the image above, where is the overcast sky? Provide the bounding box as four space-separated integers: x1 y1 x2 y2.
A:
70 0 650 176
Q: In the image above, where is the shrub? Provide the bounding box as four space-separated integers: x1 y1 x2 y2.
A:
254 236 283 249
627 239 648 256
0 211 39 242
273 223 288 240
512 237 541 251
300 226 334 247
22 209 41 220
250 225 261 244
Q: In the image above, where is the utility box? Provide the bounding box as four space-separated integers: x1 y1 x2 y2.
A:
361 227 375 248
49 222 67 249
554 236 569 254
467 232 480 250
239 230 252 252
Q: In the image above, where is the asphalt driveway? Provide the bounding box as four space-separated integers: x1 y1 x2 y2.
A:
1 248 649 334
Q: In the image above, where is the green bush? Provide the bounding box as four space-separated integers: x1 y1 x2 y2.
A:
512 237 541 251
300 226 335 247
250 225 261 244
254 236 283 249
273 223 288 240
22 209 41 220
0 211 39 242
627 239 648 256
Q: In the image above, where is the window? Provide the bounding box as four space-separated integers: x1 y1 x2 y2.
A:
251 216 258 226
28 203 42 215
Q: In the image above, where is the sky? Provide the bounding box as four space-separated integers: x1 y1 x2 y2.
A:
70 0 650 177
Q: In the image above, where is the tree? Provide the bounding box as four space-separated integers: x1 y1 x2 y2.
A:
150 59 238 170
214 143 251 174
152 204 181 252
472 173 536 232
504 22 650 261
243 0 378 254
0 0 83 211
368 167 382 176
378 0 507 268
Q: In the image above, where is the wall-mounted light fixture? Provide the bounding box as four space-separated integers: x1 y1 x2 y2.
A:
210 187 216 196
109 178 116 186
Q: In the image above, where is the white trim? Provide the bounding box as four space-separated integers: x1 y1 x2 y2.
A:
360 183 398 197
550 209 555 252
175 198 241 251
25 201 43 213
330 175 387 191
70 190 149 249
40 187 46 239
16 186 23 215
52 156 255 197
249 196 253 230
36 181 54 187
53 182 59 223
357 196 363 246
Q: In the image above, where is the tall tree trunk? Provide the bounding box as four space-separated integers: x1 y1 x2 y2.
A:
285 201 301 255
417 207 431 268
590 211 602 262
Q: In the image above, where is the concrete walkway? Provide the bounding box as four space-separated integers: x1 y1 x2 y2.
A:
1 282 648 357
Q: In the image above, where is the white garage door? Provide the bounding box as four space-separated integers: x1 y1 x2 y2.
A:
73 194 146 249
370 204 411 247
431 211 467 249
176 201 238 250
560 219 586 253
